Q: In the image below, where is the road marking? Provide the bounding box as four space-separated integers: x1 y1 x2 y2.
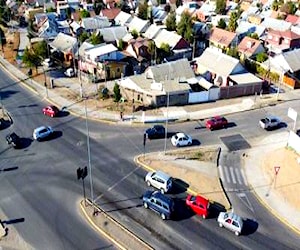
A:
237 192 254 212
224 166 231 183
218 165 225 182
230 167 236 184
241 169 248 186
235 168 242 185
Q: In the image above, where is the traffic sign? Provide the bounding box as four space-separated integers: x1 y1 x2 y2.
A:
274 166 280 175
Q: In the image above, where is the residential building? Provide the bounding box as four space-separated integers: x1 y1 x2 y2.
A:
237 36 265 59
208 27 238 52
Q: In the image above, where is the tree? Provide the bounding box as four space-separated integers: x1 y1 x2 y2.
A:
80 9 91 19
247 33 259 40
216 0 226 15
32 41 48 59
118 39 124 50
256 52 268 63
177 11 194 43
89 32 103 45
22 47 41 73
166 12 176 31
226 47 239 59
78 31 89 44
113 83 122 102
280 2 296 15
147 40 156 65
94 0 104 15
46 7 56 13
131 29 139 39
227 11 238 32
217 18 226 29
164 3 171 13
138 1 148 20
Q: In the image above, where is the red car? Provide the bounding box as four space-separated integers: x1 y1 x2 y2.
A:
42 105 59 117
205 116 228 130
186 194 210 219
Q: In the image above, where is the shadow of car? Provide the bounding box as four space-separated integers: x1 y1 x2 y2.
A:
170 178 190 194
208 202 227 219
242 218 259 235
265 122 287 131
172 198 195 221
0 118 11 130
191 139 201 146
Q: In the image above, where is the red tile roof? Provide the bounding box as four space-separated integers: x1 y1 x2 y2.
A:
101 8 121 20
209 27 237 47
285 14 300 25
237 36 262 57
268 29 300 40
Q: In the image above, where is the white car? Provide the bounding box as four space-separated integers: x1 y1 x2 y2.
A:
64 68 75 77
217 212 243 236
33 126 53 141
145 171 172 194
171 132 192 147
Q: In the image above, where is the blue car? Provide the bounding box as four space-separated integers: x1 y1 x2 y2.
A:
142 190 174 220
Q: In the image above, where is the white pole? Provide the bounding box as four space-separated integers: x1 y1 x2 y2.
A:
85 99 94 203
164 90 169 155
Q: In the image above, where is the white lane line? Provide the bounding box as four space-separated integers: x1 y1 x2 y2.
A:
235 168 242 185
230 167 236 184
224 166 231 183
241 169 248 186
218 165 225 182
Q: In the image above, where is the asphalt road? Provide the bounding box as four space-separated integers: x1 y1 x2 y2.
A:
0 67 300 249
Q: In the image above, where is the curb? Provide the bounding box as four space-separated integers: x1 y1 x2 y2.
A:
79 199 153 250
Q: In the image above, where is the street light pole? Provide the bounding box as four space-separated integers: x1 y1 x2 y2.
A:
84 99 94 204
164 88 169 155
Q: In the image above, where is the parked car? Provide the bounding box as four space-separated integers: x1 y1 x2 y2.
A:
142 190 174 220
206 116 228 130
171 132 192 147
259 115 281 130
42 58 53 68
145 170 172 193
145 125 165 139
64 68 75 77
186 194 210 219
42 105 59 117
33 126 53 141
6 132 21 148
217 212 243 236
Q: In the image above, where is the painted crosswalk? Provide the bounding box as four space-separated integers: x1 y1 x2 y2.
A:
218 165 248 186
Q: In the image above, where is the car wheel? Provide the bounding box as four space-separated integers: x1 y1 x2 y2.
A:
143 202 148 209
160 188 165 194
188 141 192 146
161 213 166 220
219 223 223 228
146 181 151 187
235 231 240 236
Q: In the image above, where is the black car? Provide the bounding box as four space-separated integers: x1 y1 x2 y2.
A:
145 125 165 139
6 132 22 148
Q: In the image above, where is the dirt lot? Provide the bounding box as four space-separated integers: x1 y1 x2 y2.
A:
262 147 300 210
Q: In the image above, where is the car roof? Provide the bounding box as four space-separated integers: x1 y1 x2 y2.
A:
175 132 186 137
195 195 209 204
34 126 50 132
152 191 173 204
154 171 171 180
227 212 243 223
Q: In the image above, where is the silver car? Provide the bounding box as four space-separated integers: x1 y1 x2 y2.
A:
33 126 53 141
217 212 243 236
145 171 172 194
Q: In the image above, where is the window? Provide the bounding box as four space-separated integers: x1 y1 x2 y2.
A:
156 200 162 206
232 221 239 227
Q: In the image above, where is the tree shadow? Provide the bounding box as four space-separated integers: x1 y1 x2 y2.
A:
171 178 189 194
17 138 33 149
242 218 259 235
172 198 195 221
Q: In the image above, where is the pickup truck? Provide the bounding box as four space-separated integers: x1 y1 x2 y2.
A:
259 116 281 130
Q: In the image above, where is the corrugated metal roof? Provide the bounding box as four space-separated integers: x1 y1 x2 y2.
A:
115 11 132 26
85 43 118 61
195 48 241 76
143 24 165 39
81 16 111 30
283 49 300 72
261 17 292 32
127 16 150 33
153 29 182 49
99 26 128 42
49 33 78 54
229 72 263 85
146 58 195 82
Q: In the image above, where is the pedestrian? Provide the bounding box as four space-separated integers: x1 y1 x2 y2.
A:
120 111 123 121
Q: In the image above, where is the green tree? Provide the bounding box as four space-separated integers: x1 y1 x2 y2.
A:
0 27 6 49
217 18 226 29
216 0 226 15
247 33 259 40
256 52 268 63
147 40 156 65
177 11 194 43
46 7 56 13
131 29 139 39
226 47 239 59
80 9 91 19
227 11 238 32
32 41 48 59
113 83 122 102
78 31 89 44
138 1 148 20
22 47 41 73
280 2 297 14
89 32 103 45
166 12 176 31
118 39 124 50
